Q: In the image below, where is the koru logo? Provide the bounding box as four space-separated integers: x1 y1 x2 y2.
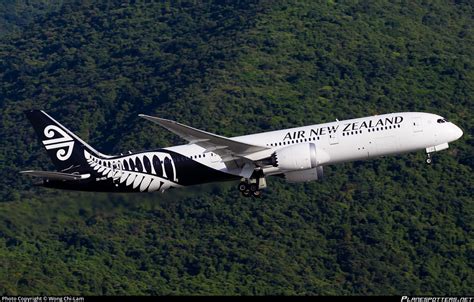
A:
42 125 75 161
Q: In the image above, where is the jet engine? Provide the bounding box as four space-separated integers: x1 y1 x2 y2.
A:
272 143 330 171
283 166 324 183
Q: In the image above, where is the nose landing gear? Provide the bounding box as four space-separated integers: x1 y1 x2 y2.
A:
426 153 433 165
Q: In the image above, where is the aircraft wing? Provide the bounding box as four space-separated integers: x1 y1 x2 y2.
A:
20 170 90 181
139 114 269 161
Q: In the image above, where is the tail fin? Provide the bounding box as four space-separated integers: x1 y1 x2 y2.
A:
25 110 110 172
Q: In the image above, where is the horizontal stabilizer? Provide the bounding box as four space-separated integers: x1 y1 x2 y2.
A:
20 170 90 181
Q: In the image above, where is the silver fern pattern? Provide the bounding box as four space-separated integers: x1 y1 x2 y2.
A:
84 150 181 192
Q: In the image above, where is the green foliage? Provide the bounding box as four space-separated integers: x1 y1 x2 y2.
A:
0 0 473 295
0 0 64 37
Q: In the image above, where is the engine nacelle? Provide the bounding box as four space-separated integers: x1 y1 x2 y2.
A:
283 166 324 183
272 143 329 171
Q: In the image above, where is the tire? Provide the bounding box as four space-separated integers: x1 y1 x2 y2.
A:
252 190 262 198
238 182 247 192
249 183 258 192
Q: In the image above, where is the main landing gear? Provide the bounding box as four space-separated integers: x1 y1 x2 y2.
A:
238 180 262 198
238 172 267 198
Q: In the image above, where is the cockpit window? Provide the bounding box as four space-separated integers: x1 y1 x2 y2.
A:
437 119 445 123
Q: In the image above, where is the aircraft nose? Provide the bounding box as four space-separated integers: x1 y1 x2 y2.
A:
451 123 463 141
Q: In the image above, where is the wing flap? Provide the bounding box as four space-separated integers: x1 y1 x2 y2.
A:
20 170 90 181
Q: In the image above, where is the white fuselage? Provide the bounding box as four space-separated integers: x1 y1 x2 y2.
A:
166 112 463 177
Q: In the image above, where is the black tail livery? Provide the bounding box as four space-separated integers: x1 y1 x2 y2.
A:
25 110 107 173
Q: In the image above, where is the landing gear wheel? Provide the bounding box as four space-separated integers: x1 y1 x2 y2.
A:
249 183 259 193
238 182 248 192
238 174 266 198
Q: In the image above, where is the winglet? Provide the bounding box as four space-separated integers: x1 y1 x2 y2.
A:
139 114 172 125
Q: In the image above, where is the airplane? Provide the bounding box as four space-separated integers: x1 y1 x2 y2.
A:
21 110 463 198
